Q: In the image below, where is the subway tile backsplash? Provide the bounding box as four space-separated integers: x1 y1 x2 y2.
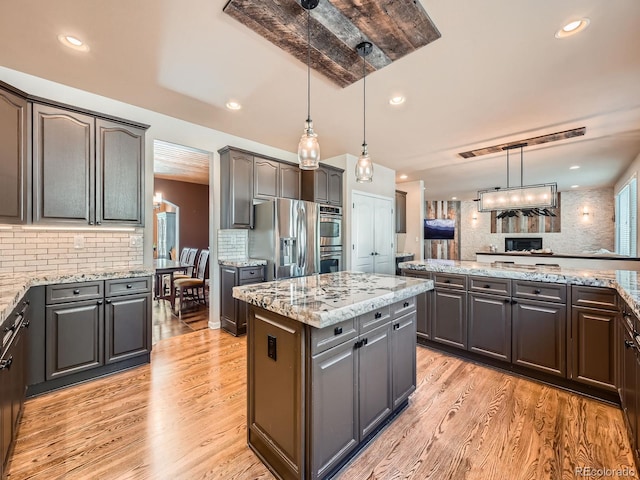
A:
0 226 144 275
217 229 248 260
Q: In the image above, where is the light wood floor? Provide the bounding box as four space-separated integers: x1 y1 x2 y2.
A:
152 299 209 344
7 330 635 480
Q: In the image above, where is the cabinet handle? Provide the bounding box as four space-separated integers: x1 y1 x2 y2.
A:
511 300 518 305
89 221 94 225
484 284 491 289
22 320 30 328
23 300 30 306
0 356 13 370
534 289 541 294
126 284 133 289
334 327 343 335
249 271 255 275
354 340 363 349
393 323 400 330
374 312 382 319
403 301 409 308
97 221 102 225
73 289 81 295
3 324 16 333
625 340 636 350
504 298 511 303
106 300 112 304
444 279 451 283
97 300 103 305
363 338 368 345
371 252 375 256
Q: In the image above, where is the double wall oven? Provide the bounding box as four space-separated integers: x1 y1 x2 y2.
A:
319 205 343 273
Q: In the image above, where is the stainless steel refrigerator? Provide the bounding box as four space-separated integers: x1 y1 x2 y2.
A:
249 198 320 280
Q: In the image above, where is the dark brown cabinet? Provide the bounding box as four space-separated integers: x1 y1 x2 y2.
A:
33 104 145 226
468 292 512 362
621 321 638 451
221 265 265 336
301 165 343 206
0 84 28 224
395 190 407 233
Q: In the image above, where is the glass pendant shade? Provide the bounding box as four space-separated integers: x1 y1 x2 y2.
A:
477 183 558 211
298 120 320 170
355 144 373 183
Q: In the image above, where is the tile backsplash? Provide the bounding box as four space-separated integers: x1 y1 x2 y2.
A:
217 229 248 260
0 226 144 275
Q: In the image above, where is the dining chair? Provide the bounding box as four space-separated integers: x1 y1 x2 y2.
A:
173 249 209 316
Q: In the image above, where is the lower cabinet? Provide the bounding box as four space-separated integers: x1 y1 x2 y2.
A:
402 271 431 340
512 298 567 377
105 293 151 364
432 288 467 349
220 265 265 336
391 310 417 408
468 292 511 362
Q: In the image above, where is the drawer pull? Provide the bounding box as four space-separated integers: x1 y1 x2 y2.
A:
126 284 133 289
334 327 343 335
534 289 541 294
403 301 409 308
249 271 255 275
0 356 13 370
393 323 400 330
444 279 451 284
504 298 511 303
484 284 491 289
374 312 382 319
97 300 103 305
73 289 81 295
511 300 518 305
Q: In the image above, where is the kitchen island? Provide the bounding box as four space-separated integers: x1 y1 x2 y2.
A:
476 251 640 271
232 271 433 480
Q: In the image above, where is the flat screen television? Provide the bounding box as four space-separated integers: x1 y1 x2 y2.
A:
424 218 455 240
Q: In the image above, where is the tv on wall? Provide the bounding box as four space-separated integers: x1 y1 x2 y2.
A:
424 219 455 240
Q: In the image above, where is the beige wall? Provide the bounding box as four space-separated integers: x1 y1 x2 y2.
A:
460 187 615 260
395 180 425 260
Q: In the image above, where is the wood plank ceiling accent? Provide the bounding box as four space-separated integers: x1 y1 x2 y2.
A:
458 127 587 159
153 140 210 185
223 0 441 88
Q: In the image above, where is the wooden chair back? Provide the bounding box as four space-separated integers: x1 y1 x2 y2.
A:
194 250 210 281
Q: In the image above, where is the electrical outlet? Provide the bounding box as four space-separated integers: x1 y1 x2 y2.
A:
129 235 143 247
73 235 85 249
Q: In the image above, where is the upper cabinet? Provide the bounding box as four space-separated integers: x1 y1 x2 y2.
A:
395 190 407 233
0 85 28 224
32 105 145 226
301 165 343 206
219 146 303 228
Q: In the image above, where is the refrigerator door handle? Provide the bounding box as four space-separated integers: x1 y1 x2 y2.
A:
296 203 306 276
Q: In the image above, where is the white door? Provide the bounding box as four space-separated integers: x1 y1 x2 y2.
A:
352 195 375 272
352 192 394 274
373 197 394 275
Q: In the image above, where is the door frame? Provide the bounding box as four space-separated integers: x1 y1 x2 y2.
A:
350 190 394 274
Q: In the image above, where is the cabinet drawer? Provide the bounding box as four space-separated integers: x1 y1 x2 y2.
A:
239 267 265 282
433 273 467 290
46 281 103 304
105 277 151 297
512 280 566 303
310 318 358 356
391 297 416 317
359 306 391 333
571 285 618 311
469 276 511 296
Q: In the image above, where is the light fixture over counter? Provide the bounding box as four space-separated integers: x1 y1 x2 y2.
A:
355 41 373 183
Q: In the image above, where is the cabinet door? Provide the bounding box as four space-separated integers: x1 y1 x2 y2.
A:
395 191 406 233
0 348 11 469
373 197 394 274
622 327 637 446
314 167 329 204
0 87 28 223
327 170 342 206
512 299 566 377
391 311 416 409
571 306 617 391
352 196 375 273
432 289 467 349
33 104 95 223
230 151 254 228
358 322 392 439
220 267 238 335
0 325 25 468
254 157 279 199
280 163 301 199
45 300 104 379
105 293 151 364
96 119 144 225
468 293 511 362
310 340 358 479
416 290 431 340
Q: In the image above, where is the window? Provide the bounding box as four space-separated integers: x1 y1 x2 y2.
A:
616 176 637 256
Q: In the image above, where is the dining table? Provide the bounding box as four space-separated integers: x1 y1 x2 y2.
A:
153 258 192 311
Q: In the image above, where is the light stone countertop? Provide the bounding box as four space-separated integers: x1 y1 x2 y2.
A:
398 259 640 319
218 258 268 267
232 271 433 329
0 267 154 325
395 252 414 258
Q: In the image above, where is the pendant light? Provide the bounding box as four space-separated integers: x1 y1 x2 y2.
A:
355 41 373 183
297 0 320 170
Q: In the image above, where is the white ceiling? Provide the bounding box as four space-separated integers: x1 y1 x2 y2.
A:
1 0 639 200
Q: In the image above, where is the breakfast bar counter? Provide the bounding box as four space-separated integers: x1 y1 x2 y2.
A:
233 272 433 480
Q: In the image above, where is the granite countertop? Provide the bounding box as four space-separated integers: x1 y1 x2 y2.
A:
476 251 640 261
398 259 640 320
232 271 433 329
0 267 154 325
395 252 414 258
218 258 268 267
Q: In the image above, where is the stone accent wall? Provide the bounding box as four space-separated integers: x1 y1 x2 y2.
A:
0 226 144 274
217 229 248 260
460 187 615 261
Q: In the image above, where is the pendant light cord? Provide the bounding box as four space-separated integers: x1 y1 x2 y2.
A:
520 146 524 187
306 6 311 123
362 51 366 147
506 148 510 188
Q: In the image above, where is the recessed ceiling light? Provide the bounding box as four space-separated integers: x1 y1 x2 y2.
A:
57 34 90 52
555 18 590 39
225 101 242 111
569 165 580 170
399 174 408 180
389 96 405 106
571 185 579 188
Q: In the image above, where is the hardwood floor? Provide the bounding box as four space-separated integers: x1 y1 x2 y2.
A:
7 330 635 479
152 299 209 344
